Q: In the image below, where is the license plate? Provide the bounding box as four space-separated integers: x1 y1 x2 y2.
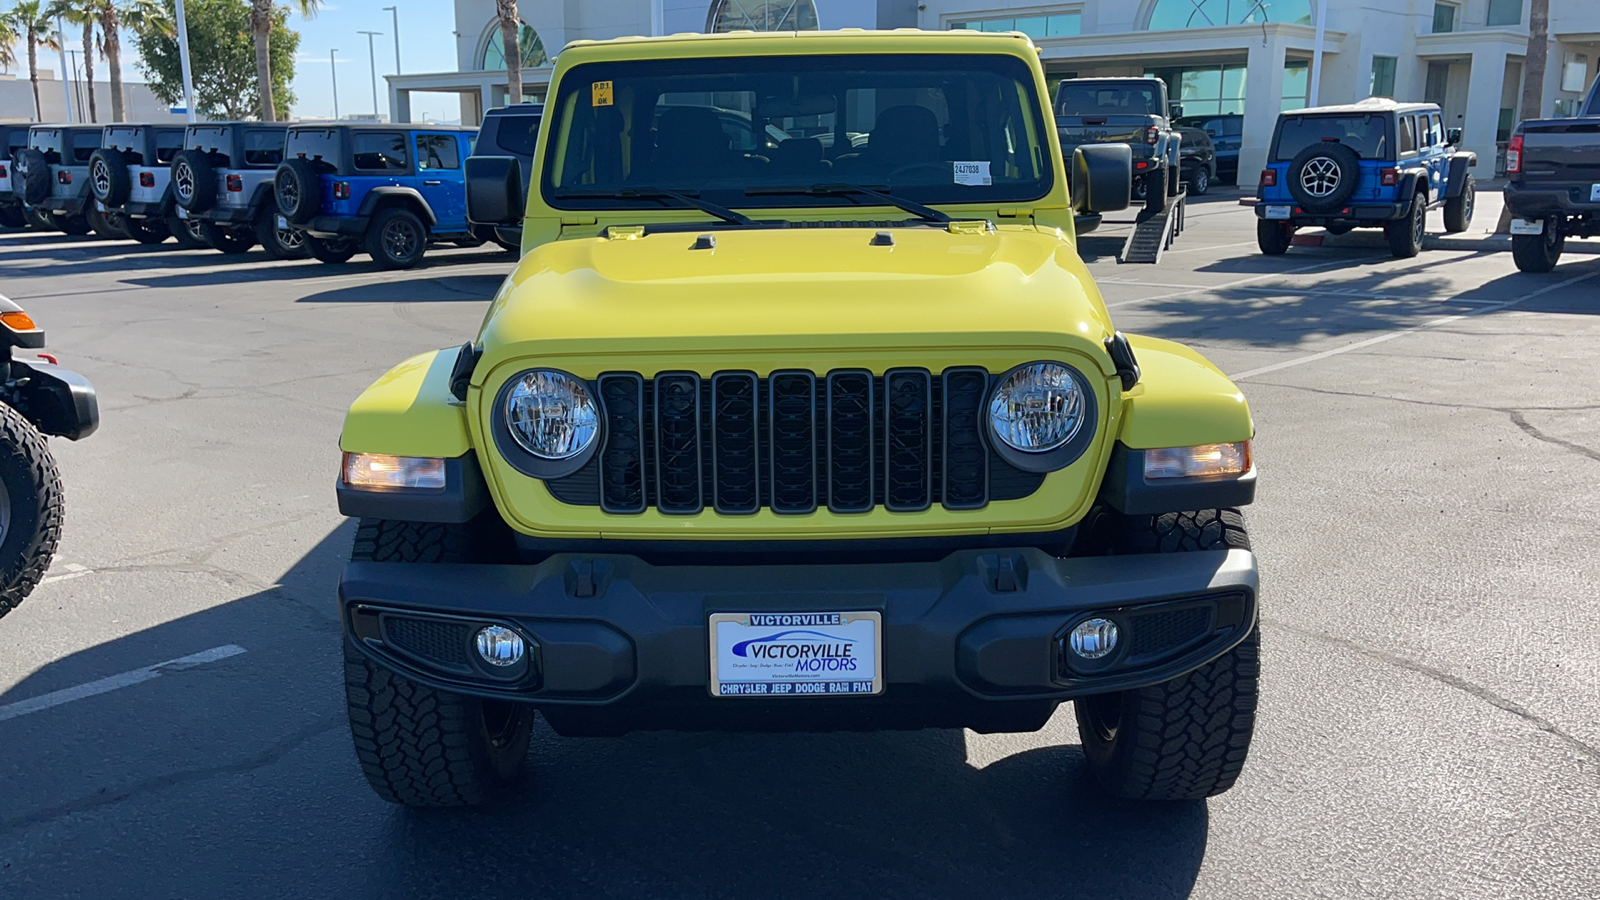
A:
176 206 188 220
1263 205 1291 220
276 215 289 229
1591 184 1600 202
1510 218 1544 235
709 611 882 697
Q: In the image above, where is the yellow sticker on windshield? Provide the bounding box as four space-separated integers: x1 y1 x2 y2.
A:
592 81 614 107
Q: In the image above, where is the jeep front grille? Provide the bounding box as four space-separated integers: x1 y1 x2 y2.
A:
545 369 1046 515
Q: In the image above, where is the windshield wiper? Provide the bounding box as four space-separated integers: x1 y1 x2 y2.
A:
558 186 755 227
744 183 952 224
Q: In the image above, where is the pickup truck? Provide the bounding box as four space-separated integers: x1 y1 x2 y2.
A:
1503 75 1600 272
1056 77 1179 210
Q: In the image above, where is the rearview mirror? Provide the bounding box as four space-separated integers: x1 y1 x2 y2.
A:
1447 127 1463 146
1072 144 1133 215
465 155 524 226
761 94 837 118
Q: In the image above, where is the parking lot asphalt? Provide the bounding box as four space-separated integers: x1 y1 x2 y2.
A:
1 196 1597 900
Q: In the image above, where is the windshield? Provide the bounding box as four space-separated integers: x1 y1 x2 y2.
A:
288 129 342 174
541 53 1053 212
1056 83 1161 117
1274 115 1390 161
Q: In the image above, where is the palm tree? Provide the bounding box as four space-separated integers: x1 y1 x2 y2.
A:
48 0 100 122
251 0 319 121
0 19 18 76
5 1 62 122
1519 0 1551 122
496 0 520 106
102 0 169 122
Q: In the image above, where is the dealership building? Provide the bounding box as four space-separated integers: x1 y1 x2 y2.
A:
395 0 1600 183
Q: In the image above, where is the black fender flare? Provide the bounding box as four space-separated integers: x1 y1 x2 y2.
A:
6 360 99 441
246 180 276 219
1444 152 1478 199
357 187 437 228
1398 170 1428 206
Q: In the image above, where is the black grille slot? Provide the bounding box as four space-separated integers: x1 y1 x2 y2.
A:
942 368 989 510
1129 607 1211 657
769 372 818 514
598 374 646 513
884 370 932 512
712 373 759 514
383 616 471 671
654 373 703 514
827 371 875 513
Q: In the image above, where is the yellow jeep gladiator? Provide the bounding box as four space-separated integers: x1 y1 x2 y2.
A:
337 30 1259 808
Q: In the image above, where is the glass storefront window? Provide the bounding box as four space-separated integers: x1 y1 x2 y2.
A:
1282 61 1310 111
708 0 819 31
482 24 549 71
1147 64 1246 117
1147 0 1311 30
950 13 1081 38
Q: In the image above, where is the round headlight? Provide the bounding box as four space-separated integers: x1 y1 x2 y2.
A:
989 363 1088 453
504 370 600 460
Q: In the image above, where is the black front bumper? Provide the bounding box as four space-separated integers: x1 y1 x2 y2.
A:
341 547 1258 735
1255 201 1408 227
307 215 370 239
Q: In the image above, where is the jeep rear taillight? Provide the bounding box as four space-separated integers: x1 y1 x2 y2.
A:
1506 135 1523 174
226 174 243 192
58 171 71 185
140 172 156 188
334 182 351 200
1146 126 1161 145
0 164 7 178
1260 168 1277 187
1381 168 1400 187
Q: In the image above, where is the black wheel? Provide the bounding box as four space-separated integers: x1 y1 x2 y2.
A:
0 404 65 621
1511 221 1564 273
127 216 171 244
0 205 25 229
1443 175 1475 234
88 149 131 206
1286 141 1361 211
1257 219 1292 255
170 149 216 212
1142 166 1168 213
274 159 321 225
1385 193 1426 259
1185 164 1211 196
254 210 310 260
343 517 532 807
23 206 55 231
168 216 210 249
365 207 429 270
87 206 132 241
307 235 359 264
19 149 50 206
201 221 255 254
53 213 92 236
1074 509 1259 801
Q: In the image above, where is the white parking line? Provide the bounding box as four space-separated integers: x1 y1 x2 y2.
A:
0 645 247 724
1229 269 1600 381
40 563 91 585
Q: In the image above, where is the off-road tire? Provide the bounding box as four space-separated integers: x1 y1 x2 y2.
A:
307 235 359 264
1443 174 1475 234
1511 225 1564 273
53 213 91 236
127 216 171 244
343 517 532 806
1385 192 1426 259
19 149 50 206
201 221 255 255
1287 141 1360 211
168 216 210 249
1257 219 1291 255
1074 509 1259 800
88 149 131 206
274 159 321 225
87 206 131 241
365 207 429 270
23 206 55 231
0 404 64 621
254 209 311 261
171 149 216 212
0 205 25 229
1184 163 1210 196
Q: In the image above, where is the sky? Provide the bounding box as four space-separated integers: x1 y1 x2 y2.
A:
2 0 465 121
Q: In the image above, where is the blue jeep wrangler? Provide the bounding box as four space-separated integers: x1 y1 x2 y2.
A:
1255 98 1477 258
273 124 482 269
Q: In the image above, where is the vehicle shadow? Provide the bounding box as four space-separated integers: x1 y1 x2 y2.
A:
0 525 1209 900
119 250 514 290
295 274 505 304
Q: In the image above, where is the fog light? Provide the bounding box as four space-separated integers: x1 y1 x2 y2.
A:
341 452 446 491
1069 618 1119 660
475 626 525 667
1144 441 1252 480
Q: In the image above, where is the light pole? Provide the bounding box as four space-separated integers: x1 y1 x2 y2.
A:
174 0 198 122
382 6 401 75
55 14 74 122
358 30 383 120
330 49 340 119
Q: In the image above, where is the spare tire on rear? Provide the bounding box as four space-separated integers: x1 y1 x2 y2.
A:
89 148 131 206
1287 141 1361 211
171 149 216 212
274 158 321 225
19 149 50 206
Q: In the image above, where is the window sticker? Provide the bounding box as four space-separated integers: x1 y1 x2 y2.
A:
954 161 992 186
592 81 614 107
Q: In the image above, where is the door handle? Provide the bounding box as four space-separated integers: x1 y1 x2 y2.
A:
423 180 442 186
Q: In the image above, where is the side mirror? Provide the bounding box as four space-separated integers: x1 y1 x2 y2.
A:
1072 144 1133 215
1447 127 1463 146
1168 103 1184 119
465 155 524 226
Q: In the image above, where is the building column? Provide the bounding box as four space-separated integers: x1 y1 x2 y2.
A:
480 82 499 123
391 87 412 124
1462 49 1507 175
1240 36 1288 188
